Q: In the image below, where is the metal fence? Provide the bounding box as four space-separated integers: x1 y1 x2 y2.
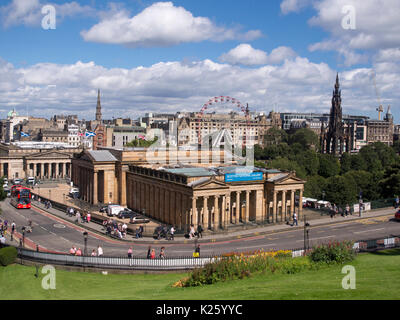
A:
13 234 400 271
17 248 217 271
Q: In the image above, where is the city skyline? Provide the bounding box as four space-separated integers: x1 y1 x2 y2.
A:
0 0 399 122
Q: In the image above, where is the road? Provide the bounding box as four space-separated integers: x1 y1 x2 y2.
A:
2 199 400 257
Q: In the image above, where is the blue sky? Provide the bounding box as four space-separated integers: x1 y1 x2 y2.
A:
0 0 399 121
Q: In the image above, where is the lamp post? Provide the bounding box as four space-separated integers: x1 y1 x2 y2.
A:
359 189 363 217
83 231 88 256
21 226 26 248
304 215 310 252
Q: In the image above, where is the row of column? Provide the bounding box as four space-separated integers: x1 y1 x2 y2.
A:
30 162 70 179
127 177 190 231
269 189 303 223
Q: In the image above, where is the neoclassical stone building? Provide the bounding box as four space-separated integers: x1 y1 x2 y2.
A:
0 142 80 180
71 147 305 232
126 166 305 231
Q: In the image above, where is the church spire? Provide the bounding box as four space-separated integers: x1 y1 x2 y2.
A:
96 89 102 121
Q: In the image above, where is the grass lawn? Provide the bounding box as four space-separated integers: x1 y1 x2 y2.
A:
1 249 400 300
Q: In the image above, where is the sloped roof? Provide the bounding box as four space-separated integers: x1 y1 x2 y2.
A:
88 150 117 162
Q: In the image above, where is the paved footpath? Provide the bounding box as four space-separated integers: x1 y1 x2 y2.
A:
30 199 397 245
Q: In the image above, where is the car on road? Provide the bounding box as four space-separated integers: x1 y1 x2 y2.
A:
26 177 35 185
395 210 400 221
117 208 138 219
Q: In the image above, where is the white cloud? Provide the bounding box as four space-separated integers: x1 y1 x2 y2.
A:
280 0 312 15
0 0 96 27
220 45 297 66
306 0 400 66
2 52 399 120
81 2 262 47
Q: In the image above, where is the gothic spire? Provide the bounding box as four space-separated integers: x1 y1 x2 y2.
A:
96 89 102 121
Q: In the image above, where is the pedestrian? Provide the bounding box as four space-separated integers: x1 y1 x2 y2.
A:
189 224 195 239
395 196 399 209
170 226 175 241
69 246 76 255
0 234 5 248
197 225 203 238
11 221 16 241
76 211 81 224
87 212 91 223
293 212 298 226
193 244 200 258
345 204 350 216
139 225 144 238
97 245 103 257
150 249 156 259
147 246 152 259
91 249 97 257
127 247 133 258
159 247 166 259
75 248 82 256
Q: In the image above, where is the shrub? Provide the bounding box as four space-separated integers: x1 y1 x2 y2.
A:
309 241 356 264
178 250 310 287
0 246 18 266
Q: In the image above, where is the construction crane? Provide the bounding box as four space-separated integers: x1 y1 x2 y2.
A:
371 70 384 120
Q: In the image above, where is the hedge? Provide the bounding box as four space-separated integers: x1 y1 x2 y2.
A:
0 246 18 266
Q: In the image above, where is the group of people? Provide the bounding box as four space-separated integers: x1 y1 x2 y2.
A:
188 224 203 239
146 246 166 259
44 200 52 209
154 225 175 240
103 219 128 239
69 245 104 257
329 203 352 218
0 219 11 244
66 207 91 224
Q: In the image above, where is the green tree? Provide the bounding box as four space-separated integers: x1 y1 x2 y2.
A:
289 128 320 150
268 157 307 179
295 150 320 176
318 154 340 178
325 175 358 206
343 170 380 201
304 175 327 199
263 128 288 146
340 152 352 175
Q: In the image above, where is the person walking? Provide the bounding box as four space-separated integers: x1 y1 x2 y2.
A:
189 225 195 239
127 247 133 258
170 226 175 241
193 244 200 258
97 245 103 257
76 211 81 224
197 225 203 238
11 221 16 241
147 246 152 259
87 212 91 223
91 249 97 257
150 249 156 259
292 212 298 226
75 248 82 256
159 247 166 259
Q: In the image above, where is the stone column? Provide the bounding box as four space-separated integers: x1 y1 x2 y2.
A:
214 195 220 230
273 191 277 223
203 196 209 230
49 163 53 179
93 171 98 204
299 189 303 221
291 190 295 216
62 162 66 178
192 196 198 226
236 191 241 224
245 190 250 223
225 194 231 228
282 190 287 222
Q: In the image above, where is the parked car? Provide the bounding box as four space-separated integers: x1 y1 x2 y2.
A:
13 178 22 185
69 187 80 199
129 216 150 224
395 210 400 221
27 177 35 185
117 208 138 219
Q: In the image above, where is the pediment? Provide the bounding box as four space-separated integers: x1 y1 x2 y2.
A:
192 178 228 190
25 151 72 160
271 174 305 185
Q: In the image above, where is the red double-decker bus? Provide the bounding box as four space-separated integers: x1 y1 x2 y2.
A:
10 185 31 209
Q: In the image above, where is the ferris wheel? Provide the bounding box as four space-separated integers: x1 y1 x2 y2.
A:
197 96 251 146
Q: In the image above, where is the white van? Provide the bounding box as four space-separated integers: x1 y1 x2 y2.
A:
107 205 125 217
27 177 35 184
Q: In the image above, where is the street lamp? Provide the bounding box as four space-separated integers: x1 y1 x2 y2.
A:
359 189 363 217
83 231 88 256
304 215 310 252
21 226 26 248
